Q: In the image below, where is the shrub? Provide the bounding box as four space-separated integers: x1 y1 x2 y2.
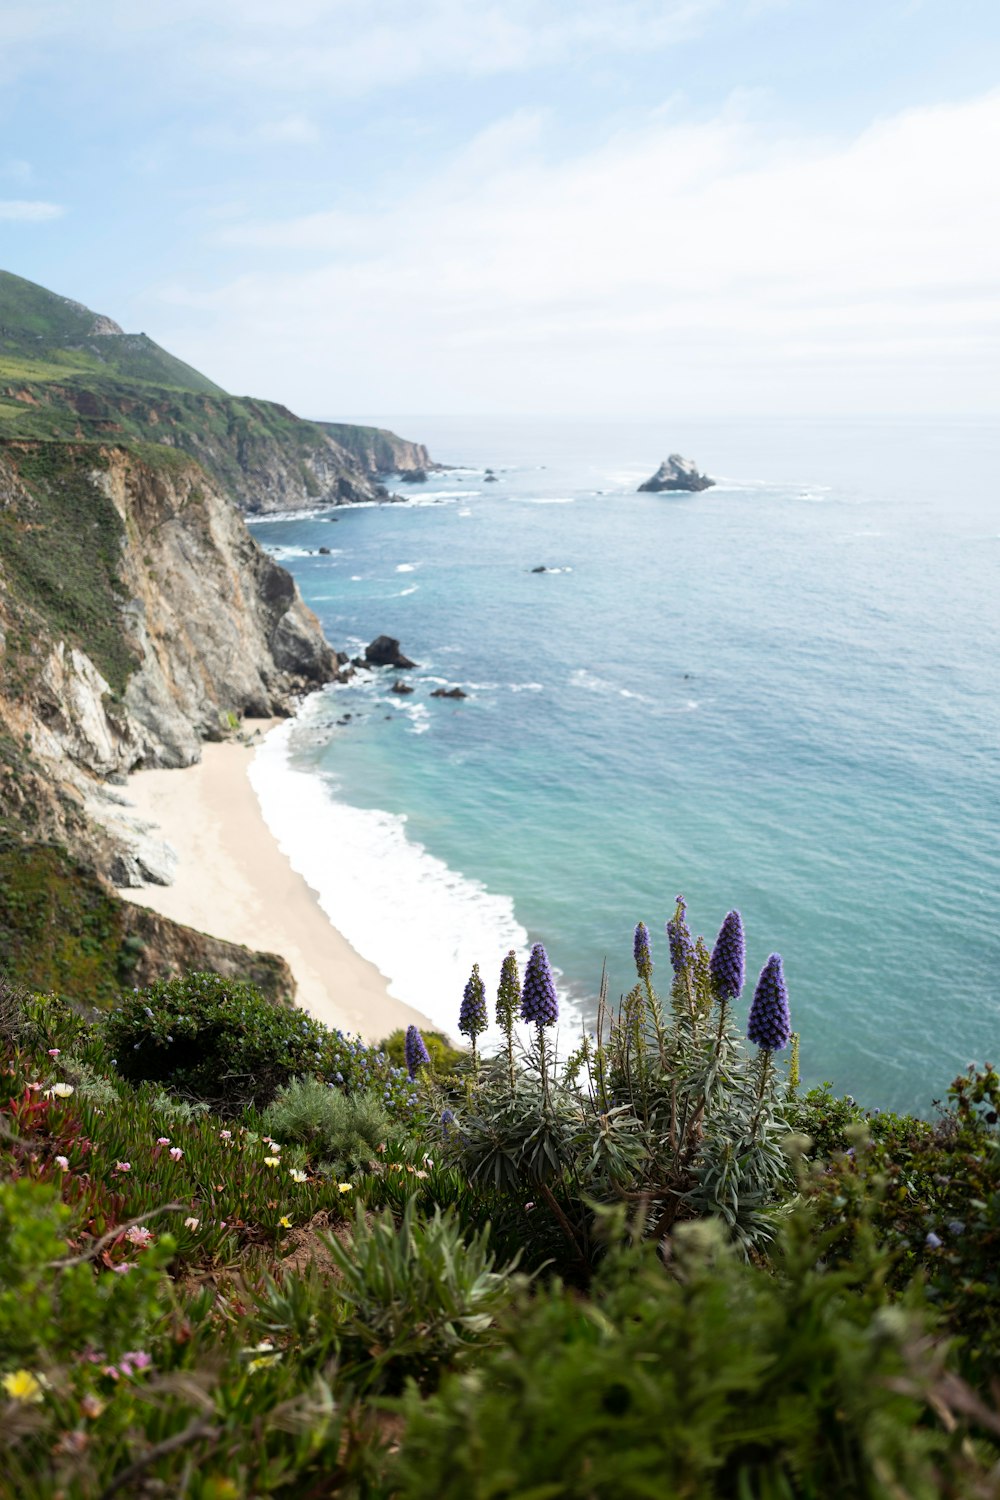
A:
803 1065 1000 1383
325 1200 520 1392
263 1077 399 1173
101 973 416 1110
439 903 795 1276
392 1207 988 1499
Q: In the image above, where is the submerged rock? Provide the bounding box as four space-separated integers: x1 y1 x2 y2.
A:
638 455 714 493
391 680 415 695
365 635 418 669
430 686 468 700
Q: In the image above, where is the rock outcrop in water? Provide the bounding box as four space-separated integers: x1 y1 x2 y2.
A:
638 455 714 493
365 636 418 670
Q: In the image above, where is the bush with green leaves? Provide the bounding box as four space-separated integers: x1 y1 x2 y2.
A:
0 1176 173 1372
102 972 416 1110
802 1064 1000 1384
325 1199 520 1392
262 1076 399 1173
380 1026 466 1074
438 901 795 1275
392 1203 994 1500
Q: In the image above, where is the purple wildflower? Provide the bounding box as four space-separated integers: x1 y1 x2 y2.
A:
666 896 695 977
404 1025 430 1079
520 943 559 1028
746 954 792 1051
633 922 653 980
496 950 520 1033
440 1108 455 1138
709 910 746 1001
459 963 488 1043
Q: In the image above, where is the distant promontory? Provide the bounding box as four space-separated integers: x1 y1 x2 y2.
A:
638 455 715 493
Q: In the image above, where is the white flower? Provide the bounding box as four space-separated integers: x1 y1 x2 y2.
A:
184 1216 200 1231
289 1168 307 1183
54 1155 69 1170
45 1083 74 1099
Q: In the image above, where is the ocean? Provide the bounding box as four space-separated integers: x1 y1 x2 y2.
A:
246 416 1000 1116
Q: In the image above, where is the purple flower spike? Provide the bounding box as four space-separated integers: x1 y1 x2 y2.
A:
710 910 746 1000
520 943 559 1028
666 896 695 977
747 954 792 1051
633 922 653 980
459 963 488 1042
404 1024 430 1078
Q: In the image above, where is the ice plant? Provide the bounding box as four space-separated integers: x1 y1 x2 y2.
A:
264 1157 280 1168
709 910 746 1001
169 1146 183 1161
633 921 653 981
459 963 488 1058
54 1155 69 1170
2 1370 47 1403
289 1168 307 1183
405 1024 430 1079
666 896 694 977
747 953 792 1052
521 944 559 1028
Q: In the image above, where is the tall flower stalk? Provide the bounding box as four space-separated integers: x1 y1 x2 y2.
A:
496 950 520 1092
520 943 559 1091
459 964 488 1067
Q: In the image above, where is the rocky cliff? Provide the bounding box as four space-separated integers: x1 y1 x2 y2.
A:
319 423 436 477
0 437 339 997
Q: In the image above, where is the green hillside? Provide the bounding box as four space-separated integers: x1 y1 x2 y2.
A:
0 269 225 395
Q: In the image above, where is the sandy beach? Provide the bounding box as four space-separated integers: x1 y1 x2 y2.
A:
115 726 436 1043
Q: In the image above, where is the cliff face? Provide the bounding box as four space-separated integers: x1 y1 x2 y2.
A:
319 423 435 477
0 439 340 888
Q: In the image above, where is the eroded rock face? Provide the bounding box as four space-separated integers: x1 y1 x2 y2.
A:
0 441 341 872
637 455 714 493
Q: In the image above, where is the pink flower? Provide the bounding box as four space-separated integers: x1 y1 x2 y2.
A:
219 1130 232 1140
169 1146 183 1161
102 1365 120 1380
54 1155 69 1170
115 1161 131 1173
111 1264 134 1275
48 1048 61 1058
157 1137 170 1146
125 1225 154 1247
184 1216 200 1230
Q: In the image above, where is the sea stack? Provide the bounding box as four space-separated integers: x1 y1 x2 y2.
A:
638 455 714 493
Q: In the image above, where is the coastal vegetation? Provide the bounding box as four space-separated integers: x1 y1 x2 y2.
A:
2 904 999 1497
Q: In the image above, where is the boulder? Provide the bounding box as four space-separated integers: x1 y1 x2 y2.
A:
531 565 548 573
365 635 418 669
400 469 428 484
391 680 415 695
430 686 468 700
318 546 332 555
638 455 714 493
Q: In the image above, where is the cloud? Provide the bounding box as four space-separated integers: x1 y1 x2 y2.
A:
0 199 64 221
159 88 1000 416
0 158 32 181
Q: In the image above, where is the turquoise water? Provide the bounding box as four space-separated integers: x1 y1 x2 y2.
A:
249 417 1000 1114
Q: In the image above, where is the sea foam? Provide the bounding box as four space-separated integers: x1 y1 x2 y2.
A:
248 717 535 1036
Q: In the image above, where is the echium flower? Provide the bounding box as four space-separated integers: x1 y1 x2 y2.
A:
709 910 746 1001
496 951 520 1033
633 922 653 981
520 943 558 1028
404 1024 430 1079
459 964 488 1048
666 895 695 976
747 954 792 1051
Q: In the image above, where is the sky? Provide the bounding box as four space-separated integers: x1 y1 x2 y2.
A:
1 0 998 419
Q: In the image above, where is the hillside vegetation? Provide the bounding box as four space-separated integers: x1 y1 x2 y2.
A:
2 905 999 1497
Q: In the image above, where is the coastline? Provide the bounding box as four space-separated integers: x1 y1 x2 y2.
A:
115 724 437 1043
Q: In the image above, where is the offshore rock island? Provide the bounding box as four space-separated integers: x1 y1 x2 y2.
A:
638 454 715 492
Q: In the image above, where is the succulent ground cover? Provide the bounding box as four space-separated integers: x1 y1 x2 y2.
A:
2 906 1000 1497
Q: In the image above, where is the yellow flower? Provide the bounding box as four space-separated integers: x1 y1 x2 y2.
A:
263 1157 280 1168
337 1182 352 1194
2 1369 47 1403
278 1215 292 1229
